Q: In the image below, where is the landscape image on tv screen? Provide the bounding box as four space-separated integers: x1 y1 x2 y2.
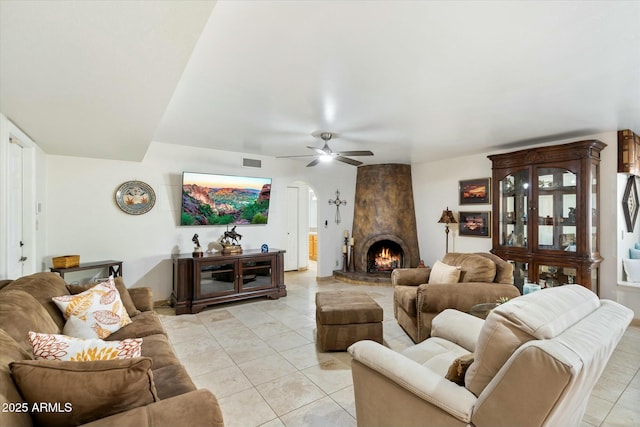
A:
181 172 271 226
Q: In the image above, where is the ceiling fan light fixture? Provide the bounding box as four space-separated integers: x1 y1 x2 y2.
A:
277 130 373 167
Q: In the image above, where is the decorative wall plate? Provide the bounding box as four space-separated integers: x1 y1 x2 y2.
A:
622 175 638 232
115 180 156 215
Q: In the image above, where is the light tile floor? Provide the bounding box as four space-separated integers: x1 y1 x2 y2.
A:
158 266 640 427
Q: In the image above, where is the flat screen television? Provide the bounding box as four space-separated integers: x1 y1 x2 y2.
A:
180 172 271 226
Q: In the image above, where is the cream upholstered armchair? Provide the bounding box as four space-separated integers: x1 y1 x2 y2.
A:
393 252 521 343
349 285 633 427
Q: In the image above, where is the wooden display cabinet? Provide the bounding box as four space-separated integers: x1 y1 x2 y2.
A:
171 249 286 314
488 140 606 294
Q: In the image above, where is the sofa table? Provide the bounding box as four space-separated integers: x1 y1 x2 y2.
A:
50 259 122 279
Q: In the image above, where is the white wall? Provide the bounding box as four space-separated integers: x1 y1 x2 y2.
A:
35 129 635 313
411 131 620 300
45 141 357 299
412 153 493 264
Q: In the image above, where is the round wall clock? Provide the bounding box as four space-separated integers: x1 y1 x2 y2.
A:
115 180 156 215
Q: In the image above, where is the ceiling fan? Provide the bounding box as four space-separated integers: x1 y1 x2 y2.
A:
278 131 374 167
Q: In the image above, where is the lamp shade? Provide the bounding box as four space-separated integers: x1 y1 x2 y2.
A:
438 207 457 224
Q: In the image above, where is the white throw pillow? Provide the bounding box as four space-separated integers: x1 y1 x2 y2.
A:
428 260 462 284
622 258 640 282
28 331 142 361
52 277 132 339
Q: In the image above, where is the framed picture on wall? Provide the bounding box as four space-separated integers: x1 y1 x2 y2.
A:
459 178 491 205
459 211 491 237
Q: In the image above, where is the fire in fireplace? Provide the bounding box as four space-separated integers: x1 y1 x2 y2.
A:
367 240 404 273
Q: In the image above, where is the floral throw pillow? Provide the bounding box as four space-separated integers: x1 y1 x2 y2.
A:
28 331 142 361
52 277 132 339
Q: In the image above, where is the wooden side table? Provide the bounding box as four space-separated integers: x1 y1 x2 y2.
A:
50 260 122 279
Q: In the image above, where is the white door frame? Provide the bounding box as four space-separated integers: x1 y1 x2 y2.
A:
0 115 37 279
284 186 299 271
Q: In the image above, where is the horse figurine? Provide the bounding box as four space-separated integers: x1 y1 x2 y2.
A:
222 226 242 246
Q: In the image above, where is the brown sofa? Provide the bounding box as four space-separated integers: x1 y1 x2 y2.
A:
0 272 224 427
393 252 521 343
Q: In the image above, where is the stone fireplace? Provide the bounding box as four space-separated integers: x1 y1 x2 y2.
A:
352 164 420 276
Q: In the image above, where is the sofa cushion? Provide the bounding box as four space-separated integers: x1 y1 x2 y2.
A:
401 336 470 376
151 363 198 400
138 333 181 369
428 260 461 284
105 310 166 340
128 287 155 312
29 331 142 361
0 329 32 427
1 272 70 329
53 278 132 339
473 252 514 284
10 357 158 427
0 279 12 290
465 285 600 396
442 253 496 283
0 289 61 353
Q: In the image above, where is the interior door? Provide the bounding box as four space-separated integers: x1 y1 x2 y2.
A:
284 186 299 271
8 140 24 278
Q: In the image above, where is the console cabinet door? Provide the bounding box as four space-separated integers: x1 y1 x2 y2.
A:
240 256 276 292
194 259 237 299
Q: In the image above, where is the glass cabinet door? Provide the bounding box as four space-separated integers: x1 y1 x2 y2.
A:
196 261 236 298
538 264 577 288
535 167 577 252
240 258 274 291
499 169 528 248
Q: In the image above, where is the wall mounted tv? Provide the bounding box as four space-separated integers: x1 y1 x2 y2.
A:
181 172 271 226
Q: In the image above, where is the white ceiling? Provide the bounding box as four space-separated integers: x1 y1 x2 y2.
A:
1 1 639 165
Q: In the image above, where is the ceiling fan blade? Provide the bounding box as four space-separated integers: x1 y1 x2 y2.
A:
335 150 374 157
307 146 326 155
306 158 320 167
335 156 363 166
276 154 316 158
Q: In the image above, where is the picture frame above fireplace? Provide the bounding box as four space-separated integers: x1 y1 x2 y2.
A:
459 178 491 205
459 211 491 238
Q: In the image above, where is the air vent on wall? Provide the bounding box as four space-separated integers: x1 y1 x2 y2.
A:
243 158 262 168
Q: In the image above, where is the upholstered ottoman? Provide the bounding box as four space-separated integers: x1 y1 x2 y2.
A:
315 291 383 351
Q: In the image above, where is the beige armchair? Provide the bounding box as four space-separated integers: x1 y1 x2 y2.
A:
349 285 633 427
393 252 521 342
